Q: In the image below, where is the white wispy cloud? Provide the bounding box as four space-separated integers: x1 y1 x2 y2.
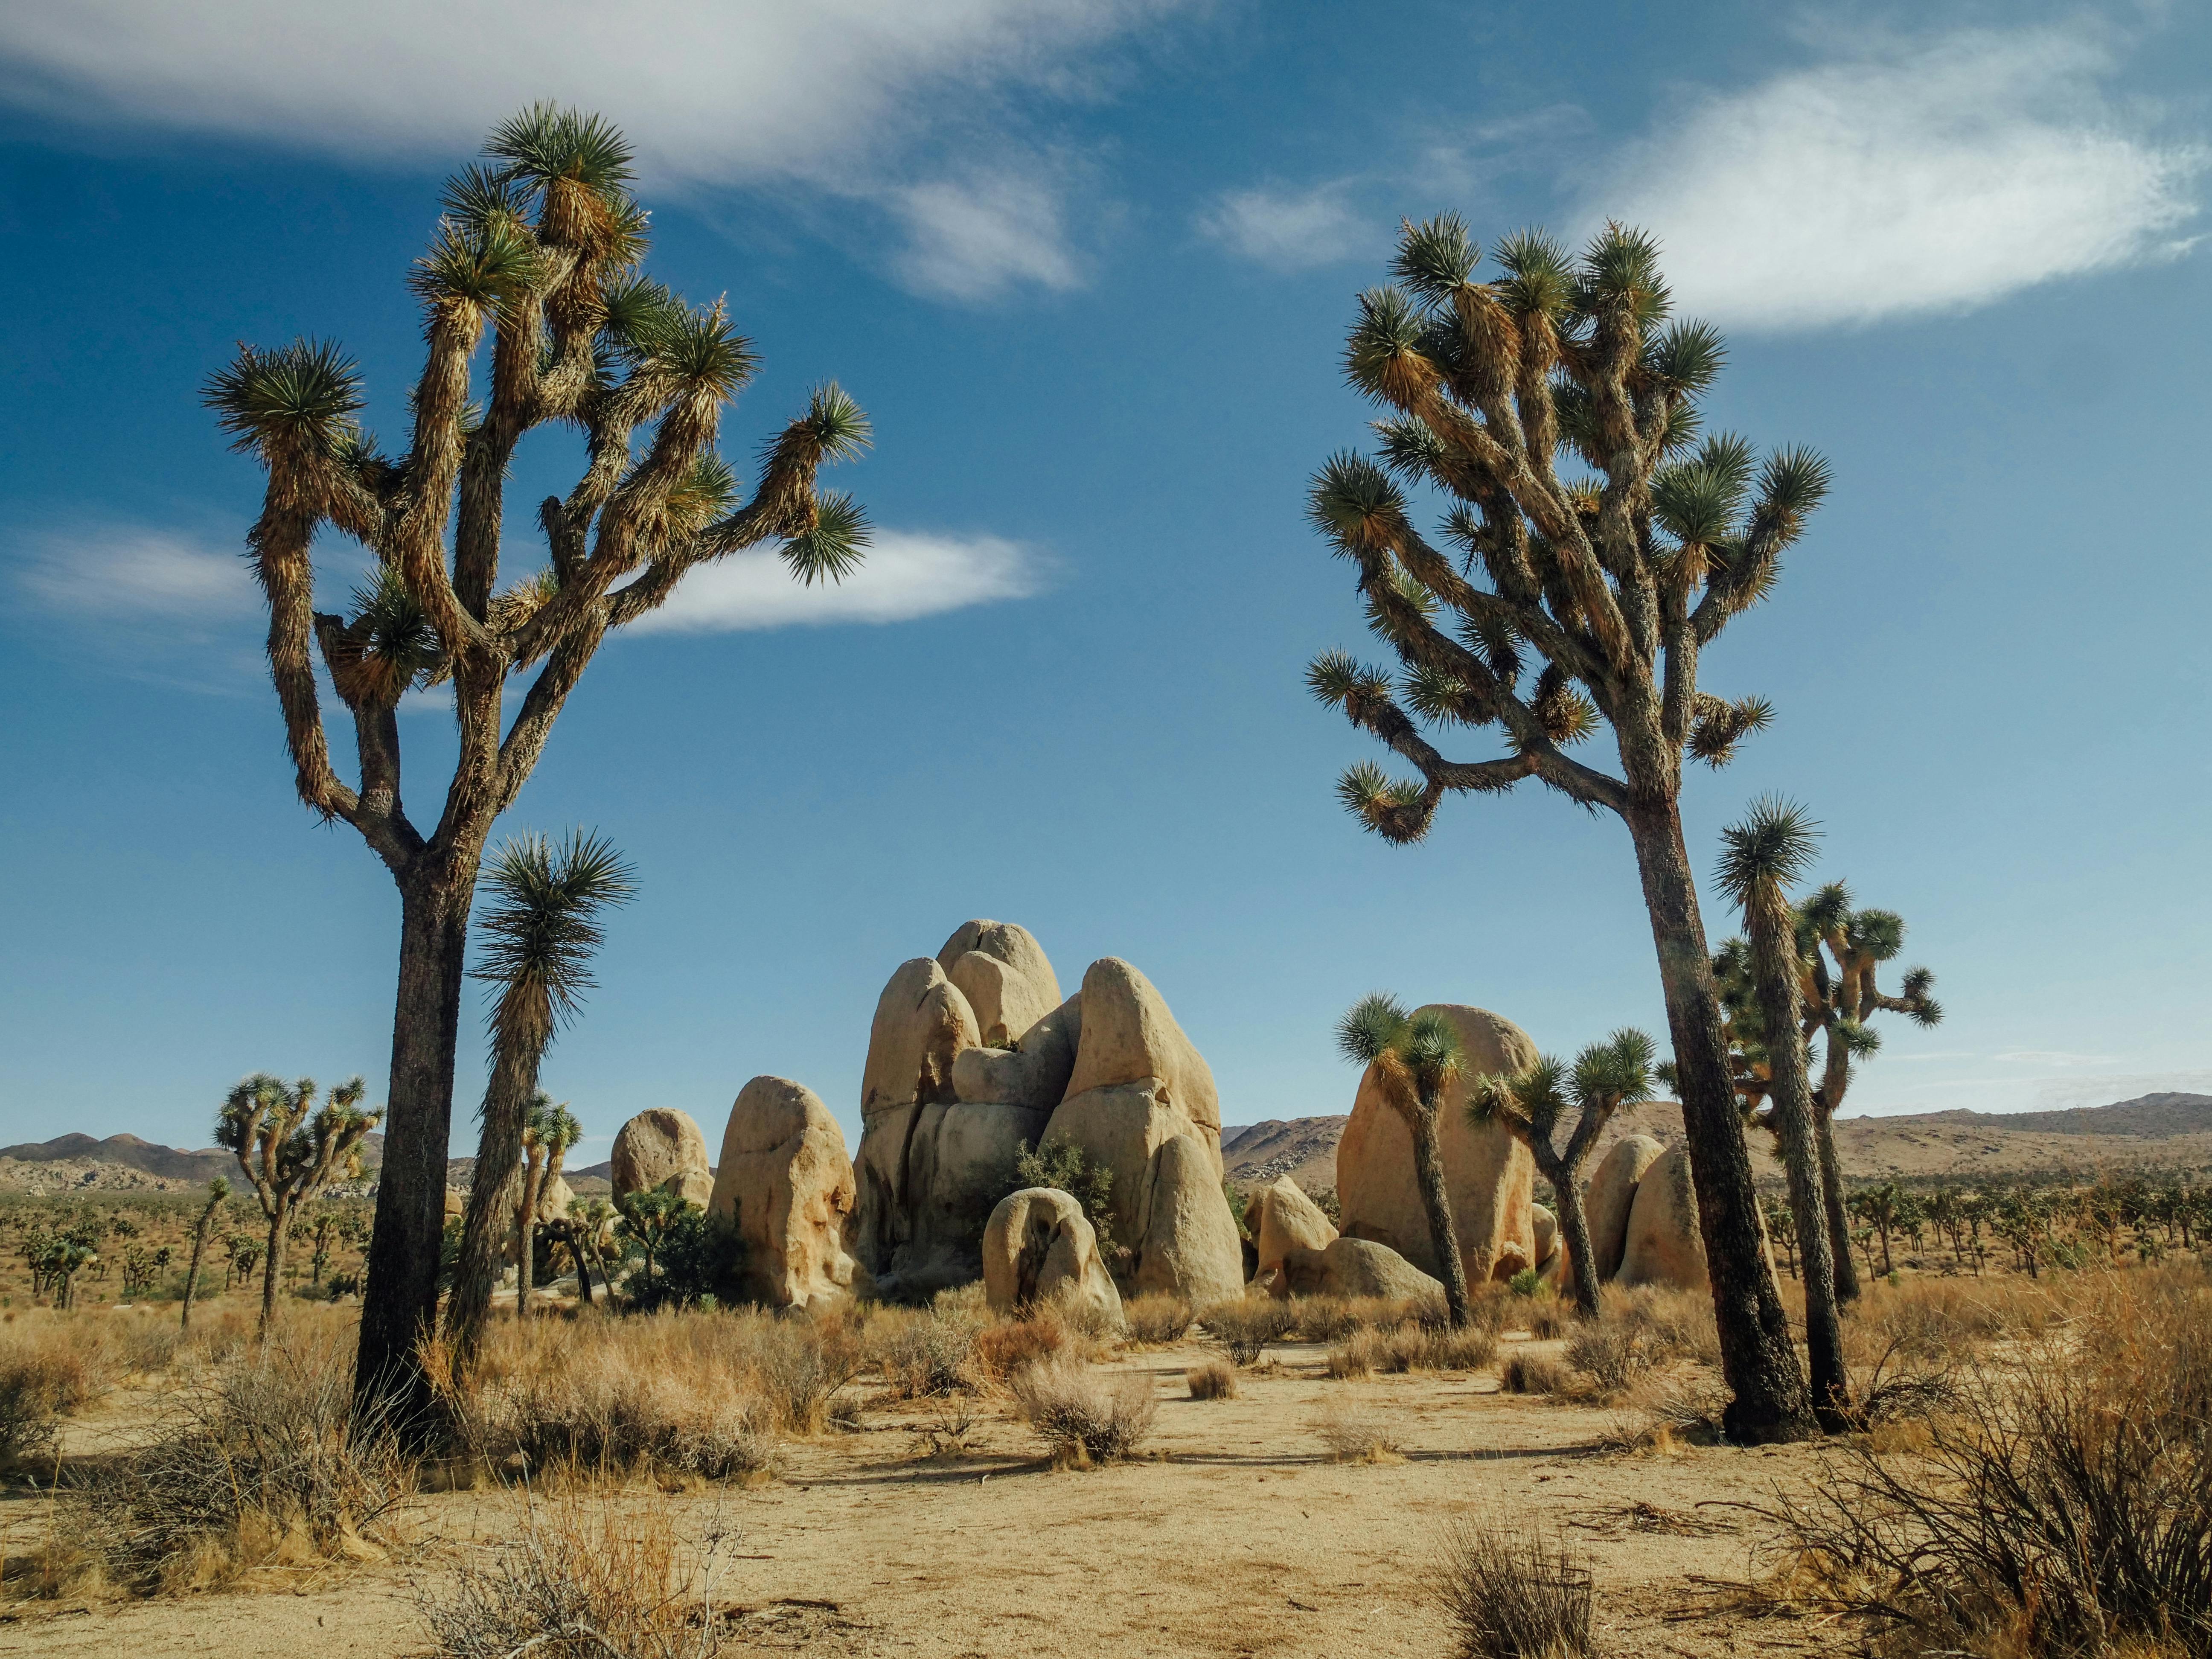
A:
13 525 257 622
1196 181 1368 270
624 531 1047 632
888 169 1084 300
1583 27 2206 330
0 1 1200 301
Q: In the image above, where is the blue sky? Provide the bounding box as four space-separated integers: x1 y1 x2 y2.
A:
3 1 2209 1164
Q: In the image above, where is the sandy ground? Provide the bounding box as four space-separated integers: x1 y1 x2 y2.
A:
0 1332 1838 1659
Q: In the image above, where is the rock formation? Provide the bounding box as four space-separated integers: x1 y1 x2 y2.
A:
710 1076 862 1310
1531 1202 1558 1274
1616 1143 1708 1290
1333 1004 1540 1286
610 1108 714 1208
1281 1236 1444 1301
1251 1176 1337 1288
981 1186 1123 1329
1584 1133 1665 1283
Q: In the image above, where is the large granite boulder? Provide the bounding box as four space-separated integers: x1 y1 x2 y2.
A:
981 1186 1123 1330
1282 1236 1444 1301
938 920 1062 1050
1585 1132 1666 1284
851 958 983 1290
609 1108 714 1208
710 1077 862 1310
1252 1176 1338 1282
1531 1202 1558 1272
951 992 1082 1107
1040 959 1242 1303
1334 1004 1540 1286
1616 1143 1706 1290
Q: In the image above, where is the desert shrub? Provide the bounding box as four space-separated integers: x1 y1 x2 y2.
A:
1010 1355 1156 1467
629 1208 748 1313
969 1313 1068 1383
1508 1268 1543 1298
1778 1266 2212 1657
1524 1299 1569 1341
1327 1328 1379 1379
1313 1401 1403 1463
49 1325 409 1595
418 1490 737 1659
1499 1352 1564 1395
1435 1522 1593 1659
1186 1359 1238 1400
1001 1138 1122 1265
1201 1297 1299 1365
867 1292 989 1399
433 1309 824 1478
1121 1294 1195 1346
1845 1273 2059 1363
1562 1285 1717 1395
0 1318 109 1473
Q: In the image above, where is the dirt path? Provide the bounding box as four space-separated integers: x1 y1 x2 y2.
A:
3 1337 1830 1658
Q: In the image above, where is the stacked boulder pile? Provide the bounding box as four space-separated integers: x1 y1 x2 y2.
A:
854 920 1245 1309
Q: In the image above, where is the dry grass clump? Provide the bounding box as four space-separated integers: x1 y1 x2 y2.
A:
969 1310 1078 1384
864 1290 989 1400
35 1324 409 1596
1185 1359 1238 1400
1561 1286 1718 1398
1325 1321 1498 1378
1499 1352 1565 1395
433 1308 849 1481
1779 1264 2212 1658
417 1489 738 1659
1844 1273 2060 1365
1200 1297 1300 1365
1435 1522 1594 1658
1523 1299 1569 1341
1121 1294 1195 1346
1313 1401 1403 1464
1009 1355 1157 1468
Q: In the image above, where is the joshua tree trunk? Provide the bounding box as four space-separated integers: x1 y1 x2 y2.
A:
1403 1096 1473 1329
1813 1038 1861 1305
445 1042 536 1371
517 1152 546 1325
357 868 473 1417
1546 1157 1603 1320
260 1198 293 1336
1743 891 1850 1429
1626 800 1813 1443
181 1190 223 1331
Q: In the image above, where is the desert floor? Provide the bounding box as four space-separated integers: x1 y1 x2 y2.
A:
1 1330 1831 1659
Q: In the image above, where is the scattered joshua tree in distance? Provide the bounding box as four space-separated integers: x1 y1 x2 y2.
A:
1469 1028 1659 1319
203 104 872 1420
1336 994 1475 1329
215 1073 383 1334
1306 215 1828 1437
517 1094 582 1321
180 1175 230 1330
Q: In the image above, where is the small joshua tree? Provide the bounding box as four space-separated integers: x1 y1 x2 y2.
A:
215 1074 382 1333
1305 215 1826 1438
180 1175 230 1330
446 830 633 1368
1469 1028 1659 1319
516 1094 582 1321
1336 994 1474 1329
1713 799 1849 1428
203 105 871 1419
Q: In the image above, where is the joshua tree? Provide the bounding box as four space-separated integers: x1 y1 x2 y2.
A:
215 1074 383 1333
180 1175 230 1330
1304 216 1824 1438
445 830 634 1368
1713 800 1849 1429
516 1095 582 1321
545 1196 615 1307
614 1187 687 1298
1468 1028 1659 1319
202 106 872 1419
1851 1182 1904 1277
1336 994 1475 1329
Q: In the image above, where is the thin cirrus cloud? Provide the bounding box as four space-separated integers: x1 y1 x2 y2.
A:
1583 27 2206 331
0 0 1203 301
12 525 258 625
1195 181 1369 271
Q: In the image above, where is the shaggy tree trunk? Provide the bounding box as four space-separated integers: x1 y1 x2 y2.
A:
1746 890 1851 1431
1624 799 1814 1444
180 1200 219 1332
1405 1097 1472 1329
355 868 472 1431
1545 1156 1603 1320
1814 1044 1861 1305
445 1042 538 1371
259 1200 292 1336
517 1156 545 1324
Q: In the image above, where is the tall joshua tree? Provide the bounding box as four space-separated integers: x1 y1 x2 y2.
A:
517 1094 582 1322
1713 800 1850 1429
215 1074 382 1334
204 106 870 1418
445 830 633 1370
180 1175 230 1330
1306 215 1825 1439
1468 1028 1658 1319
1336 994 1474 1329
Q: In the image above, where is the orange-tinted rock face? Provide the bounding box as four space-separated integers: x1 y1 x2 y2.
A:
711 1075 861 1310
1334 1004 1539 1286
